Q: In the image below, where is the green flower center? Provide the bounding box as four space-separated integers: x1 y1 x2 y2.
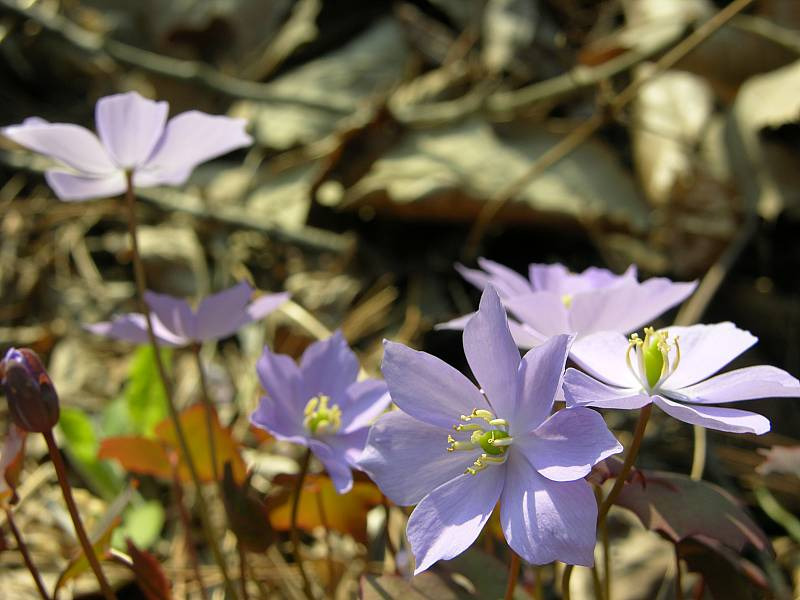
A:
447 409 512 475
303 395 341 434
626 327 681 392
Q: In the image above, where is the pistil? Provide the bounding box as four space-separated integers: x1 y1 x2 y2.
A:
303 395 342 434
447 408 512 475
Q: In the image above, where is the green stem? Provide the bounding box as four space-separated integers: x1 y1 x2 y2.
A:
5 507 52 600
43 430 116 600
504 551 520 600
291 449 314 600
689 425 706 480
192 344 219 483
123 173 238 600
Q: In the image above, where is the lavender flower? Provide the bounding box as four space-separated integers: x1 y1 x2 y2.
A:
251 332 390 494
563 323 800 434
440 259 696 348
87 281 288 347
359 287 622 573
3 91 252 201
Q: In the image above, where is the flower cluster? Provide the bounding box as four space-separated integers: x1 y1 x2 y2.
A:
4 89 800 592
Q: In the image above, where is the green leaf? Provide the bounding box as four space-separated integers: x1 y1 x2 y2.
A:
58 407 124 500
125 346 171 436
112 501 165 550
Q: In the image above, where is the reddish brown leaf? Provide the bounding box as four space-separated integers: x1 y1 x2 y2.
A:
268 474 381 543
98 436 173 480
126 539 172 600
616 470 770 553
678 536 769 600
0 424 26 506
221 462 274 552
155 404 246 484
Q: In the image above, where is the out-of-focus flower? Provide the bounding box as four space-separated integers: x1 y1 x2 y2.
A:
440 259 696 348
563 323 800 434
1 348 60 433
359 287 621 573
87 281 289 347
0 424 26 506
3 91 252 201
251 331 390 494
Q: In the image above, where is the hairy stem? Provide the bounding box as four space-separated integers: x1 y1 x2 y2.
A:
503 551 520 600
43 430 116 600
674 544 683 600
5 507 52 600
291 449 314 600
598 404 653 520
561 564 574 600
123 173 238 600
171 465 209 600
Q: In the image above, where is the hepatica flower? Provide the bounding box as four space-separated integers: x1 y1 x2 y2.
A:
251 332 390 494
564 323 800 434
441 259 696 348
87 281 288 347
3 91 252 200
359 287 622 573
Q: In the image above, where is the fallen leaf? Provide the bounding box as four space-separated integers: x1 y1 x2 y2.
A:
361 572 468 600
98 436 174 481
268 474 381 543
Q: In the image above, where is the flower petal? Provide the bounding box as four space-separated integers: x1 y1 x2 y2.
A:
3 118 115 174
194 282 252 341
500 452 596 566
143 291 197 341
476 258 533 297
464 287 521 419
662 323 757 389
246 292 290 321
673 365 800 404
85 313 186 347
382 341 489 429
95 92 169 168
515 334 573 431
250 394 307 444
508 320 547 349
407 467 504 574
568 278 696 337
254 347 303 426
319 429 370 470
516 407 622 481
434 312 474 332
340 379 391 434
505 292 570 339
653 396 770 434
570 331 640 388
563 368 651 410
45 170 127 201
358 411 476 506
528 263 572 293
299 332 360 403
143 111 252 183
308 439 354 494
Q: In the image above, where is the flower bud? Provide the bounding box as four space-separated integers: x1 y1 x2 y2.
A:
1 348 60 433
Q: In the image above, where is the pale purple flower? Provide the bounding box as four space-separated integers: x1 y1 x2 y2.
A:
3 91 252 201
563 323 800 435
359 287 622 573
87 281 288 347
440 259 696 348
251 331 390 494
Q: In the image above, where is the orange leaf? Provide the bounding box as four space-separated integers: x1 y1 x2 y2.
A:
98 437 173 480
268 475 381 543
154 404 246 484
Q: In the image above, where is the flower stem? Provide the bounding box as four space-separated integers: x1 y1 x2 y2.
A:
237 543 250 600
43 430 116 600
192 344 219 483
561 564 574 600
674 544 683 600
503 551 520 600
689 425 706 480
562 405 654 598
5 507 51 600
291 449 314 600
598 404 653 521
122 173 238 600
171 464 210 600
315 488 336 596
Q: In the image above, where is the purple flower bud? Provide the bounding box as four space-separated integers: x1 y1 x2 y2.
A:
1 348 60 433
